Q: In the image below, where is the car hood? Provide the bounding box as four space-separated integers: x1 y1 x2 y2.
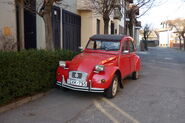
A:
69 52 118 73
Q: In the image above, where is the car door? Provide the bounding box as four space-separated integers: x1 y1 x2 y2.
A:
119 39 131 78
129 39 136 73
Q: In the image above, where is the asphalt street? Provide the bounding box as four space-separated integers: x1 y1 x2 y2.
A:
0 47 185 123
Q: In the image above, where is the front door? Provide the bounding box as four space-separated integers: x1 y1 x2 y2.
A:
129 39 136 73
119 40 131 78
24 1 36 49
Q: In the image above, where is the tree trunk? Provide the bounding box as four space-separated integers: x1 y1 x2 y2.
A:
103 18 110 34
181 32 185 51
128 11 134 37
129 24 133 37
43 13 54 50
183 38 185 51
178 36 182 50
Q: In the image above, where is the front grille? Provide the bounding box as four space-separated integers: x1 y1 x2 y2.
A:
69 71 88 80
72 72 82 79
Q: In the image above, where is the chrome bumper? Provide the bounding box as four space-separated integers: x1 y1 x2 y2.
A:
56 76 104 93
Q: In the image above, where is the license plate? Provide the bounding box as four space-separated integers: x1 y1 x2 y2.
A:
67 79 87 87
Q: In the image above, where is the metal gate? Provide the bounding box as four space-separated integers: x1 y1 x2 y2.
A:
62 10 81 51
24 1 36 49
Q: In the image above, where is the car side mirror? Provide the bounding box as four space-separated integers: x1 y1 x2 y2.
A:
79 46 84 51
123 50 129 54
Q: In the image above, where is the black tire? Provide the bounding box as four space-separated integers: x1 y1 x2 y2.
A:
105 75 119 98
55 84 61 89
132 71 139 80
55 84 68 91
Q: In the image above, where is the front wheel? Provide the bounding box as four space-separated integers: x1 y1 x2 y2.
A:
105 75 119 98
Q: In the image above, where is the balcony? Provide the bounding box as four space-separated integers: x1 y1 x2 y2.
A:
77 0 91 11
114 8 122 20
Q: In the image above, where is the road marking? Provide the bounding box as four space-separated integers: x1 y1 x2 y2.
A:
94 100 119 123
102 98 140 123
164 57 173 60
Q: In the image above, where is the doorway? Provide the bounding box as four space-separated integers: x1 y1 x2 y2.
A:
24 1 36 49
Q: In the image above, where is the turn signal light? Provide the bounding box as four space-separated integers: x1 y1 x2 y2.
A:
101 79 106 83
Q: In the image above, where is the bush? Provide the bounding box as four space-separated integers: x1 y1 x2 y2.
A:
0 50 78 105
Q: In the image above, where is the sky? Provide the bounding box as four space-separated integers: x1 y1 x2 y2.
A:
138 0 185 29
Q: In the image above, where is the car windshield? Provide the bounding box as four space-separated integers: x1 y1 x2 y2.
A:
86 40 120 51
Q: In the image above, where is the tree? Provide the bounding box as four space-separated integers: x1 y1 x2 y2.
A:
143 24 151 40
166 18 185 50
126 0 156 37
143 24 151 50
16 0 63 50
88 0 118 34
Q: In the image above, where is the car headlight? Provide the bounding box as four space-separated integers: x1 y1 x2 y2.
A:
59 61 66 68
95 65 104 72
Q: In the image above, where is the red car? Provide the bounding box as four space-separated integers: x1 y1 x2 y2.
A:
56 35 141 98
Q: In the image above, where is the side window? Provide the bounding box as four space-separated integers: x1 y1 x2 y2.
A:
122 41 129 53
87 40 94 49
129 40 135 52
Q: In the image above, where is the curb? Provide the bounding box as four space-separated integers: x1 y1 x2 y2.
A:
0 90 53 114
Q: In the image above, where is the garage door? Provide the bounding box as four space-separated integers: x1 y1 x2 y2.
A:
62 10 81 51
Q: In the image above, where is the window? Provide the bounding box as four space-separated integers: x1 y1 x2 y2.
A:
122 41 129 52
97 19 100 34
111 22 115 34
129 40 135 52
86 40 120 51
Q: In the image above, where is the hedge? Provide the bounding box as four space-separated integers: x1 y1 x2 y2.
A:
0 50 78 106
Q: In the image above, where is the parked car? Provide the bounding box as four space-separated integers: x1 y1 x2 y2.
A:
56 35 141 98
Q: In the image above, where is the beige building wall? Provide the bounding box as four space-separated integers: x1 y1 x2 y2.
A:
79 11 93 48
36 0 45 49
100 18 104 34
62 0 78 14
79 10 126 47
0 0 17 49
79 11 107 47
36 15 46 49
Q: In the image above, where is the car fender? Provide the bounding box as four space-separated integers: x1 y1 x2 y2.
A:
91 66 120 89
135 57 141 71
56 61 71 81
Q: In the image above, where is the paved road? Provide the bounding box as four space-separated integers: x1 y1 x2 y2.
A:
0 47 185 123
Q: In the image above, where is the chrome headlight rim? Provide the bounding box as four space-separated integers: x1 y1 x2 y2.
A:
59 61 66 68
95 65 105 72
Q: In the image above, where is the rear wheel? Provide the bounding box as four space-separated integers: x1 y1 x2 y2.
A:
105 75 119 98
132 71 139 80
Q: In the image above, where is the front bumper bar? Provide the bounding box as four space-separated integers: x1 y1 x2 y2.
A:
56 76 104 93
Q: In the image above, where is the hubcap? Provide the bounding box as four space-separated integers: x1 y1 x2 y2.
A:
112 77 118 96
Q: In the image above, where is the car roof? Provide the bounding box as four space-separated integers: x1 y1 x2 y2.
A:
90 34 126 41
